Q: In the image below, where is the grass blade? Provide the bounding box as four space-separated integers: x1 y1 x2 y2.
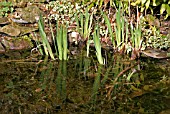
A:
38 15 55 60
102 11 115 48
63 25 68 60
56 22 63 60
84 8 89 39
93 25 103 65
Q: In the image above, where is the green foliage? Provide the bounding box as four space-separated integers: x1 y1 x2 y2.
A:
87 0 113 9
56 22 63 60
140 13 170 50
130 23 142 51
114 5 126 50
143 27 170 49
75 8 93 57
93 25 104 65
75 8 93 39
160 2 170 18
102 11 115 48
0 1 13 17
102 2 143 57
56 22 68 60
47 0 84 24
38 15 55 60
131 0 170 18
37 0 167 61
38 14 68 61
102 4 130 52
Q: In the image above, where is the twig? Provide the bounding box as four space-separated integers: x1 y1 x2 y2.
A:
114 61 140 83
107 61 140 99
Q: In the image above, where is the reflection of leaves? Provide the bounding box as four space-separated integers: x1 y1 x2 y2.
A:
56 61 67 101
91 65 102 104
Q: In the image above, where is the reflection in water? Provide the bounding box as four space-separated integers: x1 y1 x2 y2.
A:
56 61 67 102
0 54 169 113
91 65 102 106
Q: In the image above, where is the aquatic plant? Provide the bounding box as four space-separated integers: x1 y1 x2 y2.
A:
75 8 93 57
38 15 68 60
93 25 104 65
102 2 143 58
49 21 58 56
129 6 143 59
102 11 115 48
62 25 68 60
56 21 68 60
91 65 102 105
38 15 55 60
114 4 127 52
102 2 130 53
56 22 62 60
75 8 93 40
130 24 142 58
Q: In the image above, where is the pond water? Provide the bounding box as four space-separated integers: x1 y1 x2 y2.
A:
0 51 170 113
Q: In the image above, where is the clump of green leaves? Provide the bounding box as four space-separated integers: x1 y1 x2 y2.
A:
56 22 68 60
0 1 13 17
38 14 68 60
143 28 170 50
140 14 170 50
47 0 84 24
38 15 55 60
131 0 170 19
75 8 93 39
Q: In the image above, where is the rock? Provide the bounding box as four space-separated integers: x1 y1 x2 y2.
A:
11 5 44 24
0 36 33 52
0 17 10 25
0 24 21 36
0 24 38 36
8 38 32 50
142 49 170 59
16 24 38 36
0 43 5 53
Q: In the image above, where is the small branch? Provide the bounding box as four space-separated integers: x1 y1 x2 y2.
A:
107 61 140 99
114 61 140 83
